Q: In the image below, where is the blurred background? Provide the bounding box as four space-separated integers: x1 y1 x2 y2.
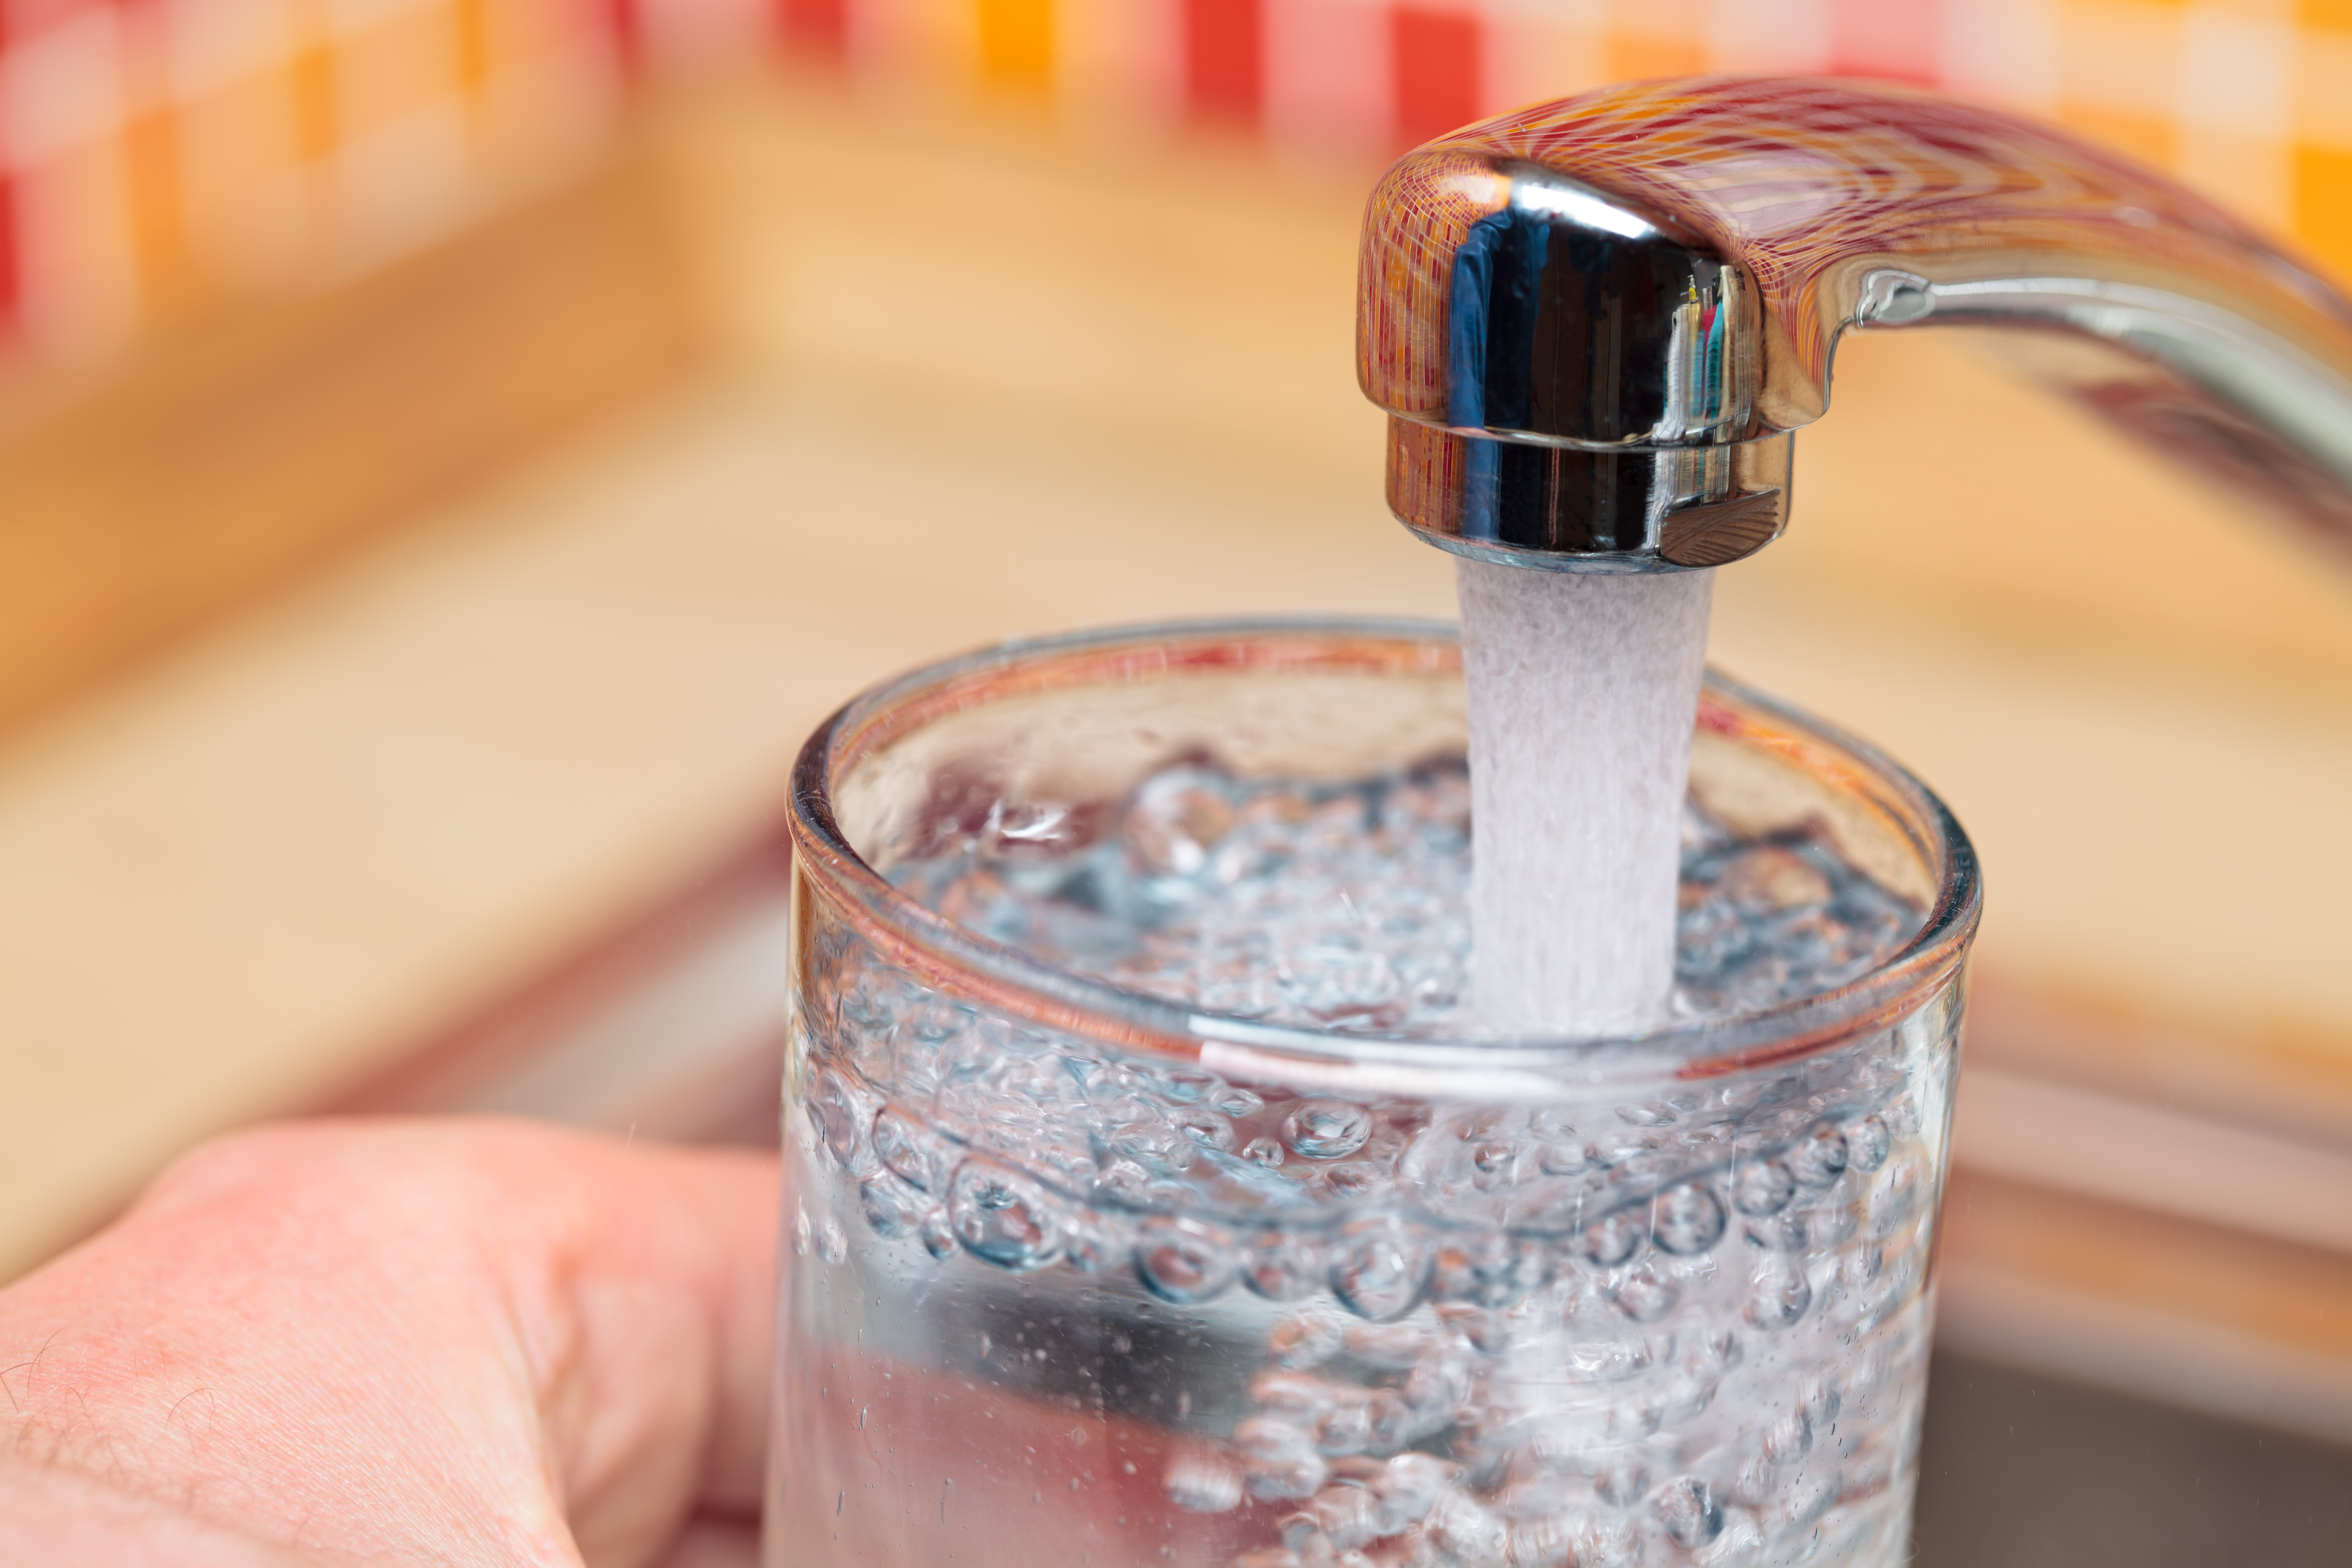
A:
0 0 2348 1559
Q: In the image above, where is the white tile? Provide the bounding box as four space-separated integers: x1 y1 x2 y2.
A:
2058 0 2181 118
1264 0 1391 160
162 0 300 99
2178 4 2292 137
1479 13 1605 118
1706 0 1832 76
2 9 126 167
1941 0 2062 113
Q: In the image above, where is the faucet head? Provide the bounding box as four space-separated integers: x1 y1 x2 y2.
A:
1361 140 1788 571
1358 78 2352 574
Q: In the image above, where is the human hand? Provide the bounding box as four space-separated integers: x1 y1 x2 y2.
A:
0 1119 776 1567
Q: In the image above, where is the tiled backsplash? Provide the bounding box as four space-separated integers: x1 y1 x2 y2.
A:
3 0 2349 379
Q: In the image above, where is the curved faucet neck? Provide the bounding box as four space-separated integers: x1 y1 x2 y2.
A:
1358 77 2352 572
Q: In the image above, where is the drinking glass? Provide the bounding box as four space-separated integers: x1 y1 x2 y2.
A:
767 618 1980 1568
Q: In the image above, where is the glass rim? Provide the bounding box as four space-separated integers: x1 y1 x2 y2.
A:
787 616 1982 1094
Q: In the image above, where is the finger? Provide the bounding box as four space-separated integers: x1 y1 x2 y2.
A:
0 1118 779 1568
521 1132 777 1560
0 1464 317 1567
654 1518 761 1568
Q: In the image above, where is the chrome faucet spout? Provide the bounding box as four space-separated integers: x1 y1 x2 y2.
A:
1358 77 2352 571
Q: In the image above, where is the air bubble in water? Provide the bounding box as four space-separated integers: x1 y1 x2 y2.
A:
1743 1211 1808 1252
807 1069 871 1171
1762 1407 1812 1463
1425 1491 1508 1564
819 1218 848 1265
1123 770 1235 877
917 1206 955 1259
1340 1321 1430 1369
947 1159 1065 1272
1312 1396 1382 1458
1064 1212 1131 1274
1789 1123 1850 1187
1332 1222 1428 1321
873 1104 951 1191
1311 1483 1385 1550
1581 1210 1646 1267
1882 1093 1922 1138
1176 1108 1237 1152
1137 1218 1239 1303
1733 1159 1796 1216
1745 1255 1812 1329
1250 1370 1334 1424
1653 1181 1727 1254
1244 1232 1328 1302
1429 1232 1553 1307
1402 1350 1473 1422
1098 1114 1200 1176
1470 1140 1518 1186
1699 1503 1768 1564
860 1170 928 1238
1608 1264 1679 1322
1373 1454 1453 1531
1435 1303 1510 1354
1164 1452 1244 1514
1538 1140 1589 1175
1846 1113 1892 1173
1654 1476 1723 1548
1269 1312 1345 1369
1160 1067 1219 1103
1803 1375 1843 1430
1235 1417 1327 1501
1284 1100 1374 1159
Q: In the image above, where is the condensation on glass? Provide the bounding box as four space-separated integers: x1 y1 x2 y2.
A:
766 619 1981 1568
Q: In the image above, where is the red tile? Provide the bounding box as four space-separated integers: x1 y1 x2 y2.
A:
1392 5 1480 149
1831 0 1941 85
1185 0 1263 126
779 0 850 63
0 174 17 348
602 0 646 80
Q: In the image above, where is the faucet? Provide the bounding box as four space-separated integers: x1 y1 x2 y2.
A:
1358 76 2352 572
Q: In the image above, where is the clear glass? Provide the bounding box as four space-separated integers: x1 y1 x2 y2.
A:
766 619 1981 1568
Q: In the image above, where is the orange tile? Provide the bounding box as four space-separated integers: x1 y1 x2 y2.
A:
2055 103 2177 169
456 0 495 90
2294 143 2352 285
1605 34 1706 82
294 37 338 163
978 0 1054 94
124 109 197 318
